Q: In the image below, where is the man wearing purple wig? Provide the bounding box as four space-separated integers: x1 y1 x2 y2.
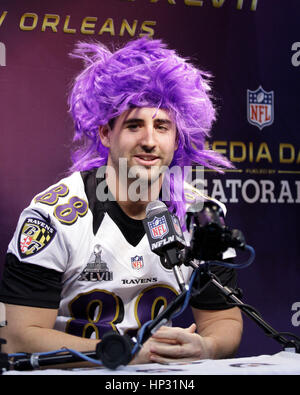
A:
0 38 242 366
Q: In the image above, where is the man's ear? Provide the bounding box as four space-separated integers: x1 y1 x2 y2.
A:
99 125 111 148
175 130 179 151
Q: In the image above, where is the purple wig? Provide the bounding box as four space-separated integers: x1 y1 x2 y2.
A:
68 37 232 221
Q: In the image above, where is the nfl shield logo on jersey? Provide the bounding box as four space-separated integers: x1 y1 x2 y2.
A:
131 255 144 270
247 86 274 130
148 216 169 239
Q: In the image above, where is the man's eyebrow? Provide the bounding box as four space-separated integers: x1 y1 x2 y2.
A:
122 118 143 126
154 118 172 124
122 118 172 126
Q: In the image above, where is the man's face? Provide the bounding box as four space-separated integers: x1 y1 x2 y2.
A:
100 107 178 184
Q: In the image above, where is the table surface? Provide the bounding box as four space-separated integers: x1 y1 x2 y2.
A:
3 351 300 375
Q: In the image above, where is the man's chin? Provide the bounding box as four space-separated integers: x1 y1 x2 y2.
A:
128 164 165 183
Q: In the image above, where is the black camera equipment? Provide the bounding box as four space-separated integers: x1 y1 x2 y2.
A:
1 200 300 373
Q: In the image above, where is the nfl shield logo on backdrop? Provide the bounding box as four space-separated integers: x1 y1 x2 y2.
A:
247 86 274 130
148 216 169 239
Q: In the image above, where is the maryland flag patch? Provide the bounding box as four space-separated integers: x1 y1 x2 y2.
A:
18 217 56 258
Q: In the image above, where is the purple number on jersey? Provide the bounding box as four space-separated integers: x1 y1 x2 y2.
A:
54 196 88 225
66 286 184 340
66 290 123 338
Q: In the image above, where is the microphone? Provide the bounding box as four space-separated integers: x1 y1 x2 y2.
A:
186 200 246 261
143 201 186 264
143 201 187 290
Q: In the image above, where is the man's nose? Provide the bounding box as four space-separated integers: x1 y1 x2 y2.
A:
140 125 156 151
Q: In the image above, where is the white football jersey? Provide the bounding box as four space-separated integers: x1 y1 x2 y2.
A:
4 169 235 340
6 172 196 339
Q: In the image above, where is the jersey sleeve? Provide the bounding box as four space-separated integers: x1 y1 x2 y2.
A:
0 206 69 309
189 261 238 310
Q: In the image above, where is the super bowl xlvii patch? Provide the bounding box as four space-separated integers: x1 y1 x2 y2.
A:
77 244 113 282
18 217 56 258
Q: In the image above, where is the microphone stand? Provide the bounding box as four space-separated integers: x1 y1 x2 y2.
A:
187 259 300 354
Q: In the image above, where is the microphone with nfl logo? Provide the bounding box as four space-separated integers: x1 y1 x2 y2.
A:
143 201 187 288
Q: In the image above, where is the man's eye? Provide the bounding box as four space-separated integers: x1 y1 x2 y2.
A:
156 124 168 131
127 123 139 130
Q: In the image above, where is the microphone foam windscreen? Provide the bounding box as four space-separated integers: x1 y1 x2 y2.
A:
146 200 167 217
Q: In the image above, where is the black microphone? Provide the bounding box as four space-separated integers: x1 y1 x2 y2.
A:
143 201 188 291
143 201 186 267
186 200 246 261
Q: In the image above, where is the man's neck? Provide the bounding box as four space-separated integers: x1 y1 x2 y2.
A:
116 200 148 220
105 170 162 220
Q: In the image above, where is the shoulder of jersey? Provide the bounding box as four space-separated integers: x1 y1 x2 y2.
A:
11 172 86 265
29 172 89 226
183 181 227 216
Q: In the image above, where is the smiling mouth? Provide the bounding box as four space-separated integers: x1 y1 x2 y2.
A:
133 154 160 165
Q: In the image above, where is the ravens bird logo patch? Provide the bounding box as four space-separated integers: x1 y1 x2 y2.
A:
18 217 56 258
